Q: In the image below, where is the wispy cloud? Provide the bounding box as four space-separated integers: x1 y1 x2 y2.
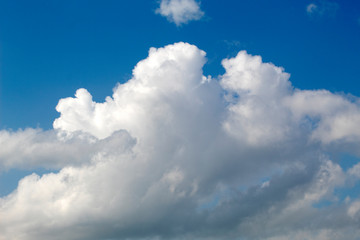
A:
306 0 339 17
1 42 360 239
156 0 204 26
306 3 318 14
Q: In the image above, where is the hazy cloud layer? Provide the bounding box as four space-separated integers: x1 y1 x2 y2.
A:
1 42 360 240
156 0 204 26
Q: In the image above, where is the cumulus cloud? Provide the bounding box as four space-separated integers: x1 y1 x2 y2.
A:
0 128 135 171
156 0 204 26
1 42 360 240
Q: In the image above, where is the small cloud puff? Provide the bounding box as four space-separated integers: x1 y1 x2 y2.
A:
156 0 204 26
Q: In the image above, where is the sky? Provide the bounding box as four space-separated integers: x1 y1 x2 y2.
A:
0 0 360 239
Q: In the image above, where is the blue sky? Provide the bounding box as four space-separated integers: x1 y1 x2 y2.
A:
1 1 360 240
1 0 359 129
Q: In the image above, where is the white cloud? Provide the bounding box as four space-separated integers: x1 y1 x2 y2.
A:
156 0 204 26
220 51 293 144
307 3 318 14
348 200 360 219
265 229 360 240
348 162 360 178
306 1 339 17
1 42 360 239
0 128 135 171
284 90 360 143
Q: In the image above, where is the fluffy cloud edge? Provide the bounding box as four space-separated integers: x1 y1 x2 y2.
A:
156 0 204 26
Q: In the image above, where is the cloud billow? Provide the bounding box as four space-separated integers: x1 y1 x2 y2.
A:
1 42 360 240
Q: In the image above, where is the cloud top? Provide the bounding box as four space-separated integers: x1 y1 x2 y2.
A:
156 0 204 26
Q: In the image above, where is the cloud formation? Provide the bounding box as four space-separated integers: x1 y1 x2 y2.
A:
156 0 204 26
1 42 360 240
